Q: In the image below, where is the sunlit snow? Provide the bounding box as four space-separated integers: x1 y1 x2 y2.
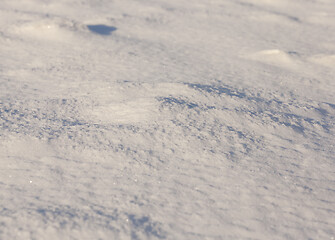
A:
0 0 334 239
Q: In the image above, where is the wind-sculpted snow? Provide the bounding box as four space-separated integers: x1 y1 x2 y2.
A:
0 0 335 239
0 205 166 239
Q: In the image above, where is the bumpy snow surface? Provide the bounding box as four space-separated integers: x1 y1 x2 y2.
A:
1 0 335 239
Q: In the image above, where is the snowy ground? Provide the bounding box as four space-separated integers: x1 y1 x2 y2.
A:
0 0 335 239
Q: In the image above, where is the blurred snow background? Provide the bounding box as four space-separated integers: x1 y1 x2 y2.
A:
0 0 334 239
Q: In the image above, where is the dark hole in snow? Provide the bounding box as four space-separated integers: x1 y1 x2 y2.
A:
87 24 117 35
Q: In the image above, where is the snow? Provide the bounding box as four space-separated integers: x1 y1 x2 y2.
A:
0 0 334 239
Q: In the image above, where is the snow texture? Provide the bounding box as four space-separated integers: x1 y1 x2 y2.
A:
0 0 334 239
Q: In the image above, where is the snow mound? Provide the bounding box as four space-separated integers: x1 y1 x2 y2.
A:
246 49 300 69
11 17 87 41
91 98 159 124
309 54 335 68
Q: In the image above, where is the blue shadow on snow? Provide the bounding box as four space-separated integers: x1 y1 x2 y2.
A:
87 24 117 35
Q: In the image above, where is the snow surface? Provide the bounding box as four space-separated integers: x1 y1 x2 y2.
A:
0 0 335 239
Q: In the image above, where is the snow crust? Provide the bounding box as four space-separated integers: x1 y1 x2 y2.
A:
0 0 334 239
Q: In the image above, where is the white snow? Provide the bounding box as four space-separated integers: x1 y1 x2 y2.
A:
0 0 334 239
